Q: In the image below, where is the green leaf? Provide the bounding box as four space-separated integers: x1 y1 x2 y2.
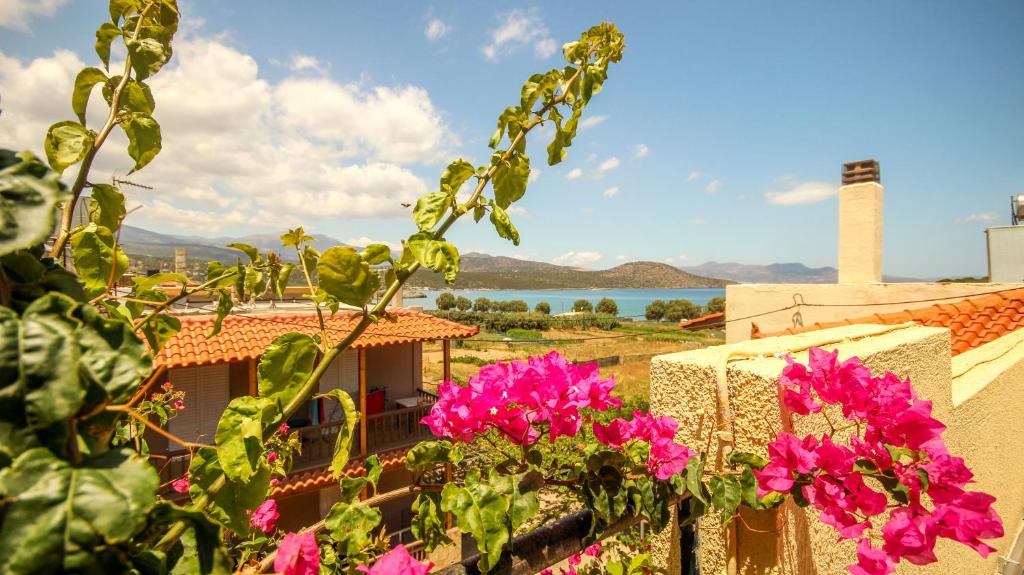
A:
441 476 510 572
489 203 520 246
405 234 459 284
440 159 476 194
684 456 708 505
492 153 530 209
316 389 359 479
491 470 540 531
139 312 180 352
257 333 318 407
209 288 233 337
72 67 108 125
73 303 150 405
125 34 172 81
0 448 158 574
109 0 140 24
132 271 187 297
70 222 129 300
726 450 768 469
317 246 379 308
122 112 162 173
360 244 391 266
95 22 121 69
710 474 742 522
413 191 451 232
188 447 270 536
226 242 260 264
275 263 295 299
18 294 85 429
170 526 231 575
338 476 367 502
411 492 452 551
120 80 156 115
405 440 461 475
88 183 125 232
214 396 278 483
0 150 67 257
281 226 314 248
365 454 382 495
44 121 94 175
324 501 381 555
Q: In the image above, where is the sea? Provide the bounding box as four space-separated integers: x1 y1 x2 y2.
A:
410 288 725 318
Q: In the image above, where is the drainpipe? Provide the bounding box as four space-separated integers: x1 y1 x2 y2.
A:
998 519 1024 575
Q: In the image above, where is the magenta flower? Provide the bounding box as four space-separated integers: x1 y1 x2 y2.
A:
267 451 278 463
274 531 319 575
593 411 695 480
161 381 174 391
583 542 602 557
850 539 895 575
171 475 189 494
356 545 433 575
171 400 185 410
279 423 290 435
250 499 279 533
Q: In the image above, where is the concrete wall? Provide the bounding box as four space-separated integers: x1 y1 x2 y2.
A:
366 343 423 407
987 225 1024 283
649 323 1024 575
725 282 1024 343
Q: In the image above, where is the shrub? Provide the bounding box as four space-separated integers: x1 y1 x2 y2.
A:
455 295 472 311
506 328 542 340
508 300 529 313
535 301 551 315
436 292 456 310
427 310 619 332
705 295 725 314
572 299 593 313
645 299 666 321
451 355 491 366
596 297 618 316
473 297 491 312
664 298 700 323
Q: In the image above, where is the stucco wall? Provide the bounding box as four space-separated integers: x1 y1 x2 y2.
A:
366 343 423 406
837 182 883 284
725 283 1024 344
649 322 1024 574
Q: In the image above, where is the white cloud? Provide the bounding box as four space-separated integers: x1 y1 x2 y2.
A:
528 169 540 183
633 144 649 159
688 217 706 225
425 18 449 41
602 186 619 198
664 253 691 264
552 250 603 267
565 167 583 180
482 9 557 62
598 157 620 174
507 206 528 216
764 180 838 205
960 212 1000 224
289 53 329 75
687 170 702 182
0 0 68 31
580 115 607 130
704 179 721 194
615 254 627 261
346 236 393 248
0 37 454 233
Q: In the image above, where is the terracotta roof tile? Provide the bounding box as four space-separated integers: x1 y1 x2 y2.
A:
155 309 479 368
272 446 412 498
679 312 725 329
752 288 1024 356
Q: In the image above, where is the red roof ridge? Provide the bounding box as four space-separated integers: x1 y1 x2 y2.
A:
752 287 1024 356
679 311 724 329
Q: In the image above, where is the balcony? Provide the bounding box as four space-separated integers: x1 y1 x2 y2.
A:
156 388 438 488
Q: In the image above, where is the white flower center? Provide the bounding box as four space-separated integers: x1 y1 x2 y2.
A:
489 407 498 415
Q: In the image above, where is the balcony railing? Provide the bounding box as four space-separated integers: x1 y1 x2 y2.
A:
155 389 438 488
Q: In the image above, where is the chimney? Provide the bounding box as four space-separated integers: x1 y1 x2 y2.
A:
838 160 883 283
174 247 187 275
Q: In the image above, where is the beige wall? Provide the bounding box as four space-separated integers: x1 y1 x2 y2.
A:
725 282 1024 343
366 343 423 406
838 182 883 284
649 323 1024 575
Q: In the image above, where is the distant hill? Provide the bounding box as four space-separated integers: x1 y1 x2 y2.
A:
120 225 350 265
681 261 921 284
409 256 733 289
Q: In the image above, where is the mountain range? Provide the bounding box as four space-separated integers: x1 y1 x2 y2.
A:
118 226 916 287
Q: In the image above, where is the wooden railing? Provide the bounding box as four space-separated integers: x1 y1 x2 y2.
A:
366 403 435 454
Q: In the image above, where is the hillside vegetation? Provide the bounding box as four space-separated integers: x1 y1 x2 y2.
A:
410 259 732 289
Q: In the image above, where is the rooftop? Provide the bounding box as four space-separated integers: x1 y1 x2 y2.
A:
751 287 1024 355
155 308 479 369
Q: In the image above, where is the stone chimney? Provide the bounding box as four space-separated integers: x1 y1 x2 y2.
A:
838 160 883 283
174 247 187 275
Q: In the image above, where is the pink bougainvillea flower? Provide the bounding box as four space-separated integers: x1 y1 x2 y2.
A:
267 451 278 463
250 499 279 533
755 432 817 494
881 508 937 565
161 381 174 391
583 542 602 557
356 544 433 575
779 356 820 415
279 423 290 435
274 531 319 575
171 475 189 494
849 539 895 575
270 478 281 487
171 400 185 410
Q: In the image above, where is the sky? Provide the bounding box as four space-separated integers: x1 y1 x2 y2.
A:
1 1 1022 278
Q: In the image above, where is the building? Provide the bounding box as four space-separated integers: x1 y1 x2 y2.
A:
147 307 477 544
646 161 1024 574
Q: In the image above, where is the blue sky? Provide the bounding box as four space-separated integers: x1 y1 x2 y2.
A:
1 1 1022 278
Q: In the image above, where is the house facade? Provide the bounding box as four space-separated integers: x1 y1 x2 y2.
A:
147 307 477 544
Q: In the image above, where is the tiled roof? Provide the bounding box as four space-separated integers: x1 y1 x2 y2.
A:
679 312 724 329
751 288 1024 355
272 446 412 498
156 309 479 368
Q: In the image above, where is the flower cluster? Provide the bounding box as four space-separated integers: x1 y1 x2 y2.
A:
593 411 697 480
274 531 319 575
356 545 433 575
249 499 279 533
760 348 1002 575
422 352 621 445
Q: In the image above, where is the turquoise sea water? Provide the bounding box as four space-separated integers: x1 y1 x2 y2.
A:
412 288 725 318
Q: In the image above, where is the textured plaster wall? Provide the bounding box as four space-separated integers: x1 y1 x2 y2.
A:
724 283 1024 344
838 182 883 284
649 323 964 575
